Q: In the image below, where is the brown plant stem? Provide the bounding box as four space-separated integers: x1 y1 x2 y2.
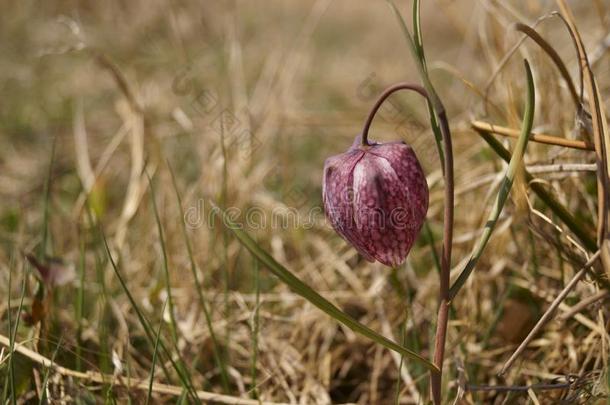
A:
361 83 454 405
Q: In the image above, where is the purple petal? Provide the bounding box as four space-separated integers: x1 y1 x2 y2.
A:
352 154 418 267
369 142 429 226
323 149 375 261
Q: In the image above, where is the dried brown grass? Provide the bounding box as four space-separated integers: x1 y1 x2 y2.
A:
0 1 608 404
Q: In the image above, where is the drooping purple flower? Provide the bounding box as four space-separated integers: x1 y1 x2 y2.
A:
323 137 428 267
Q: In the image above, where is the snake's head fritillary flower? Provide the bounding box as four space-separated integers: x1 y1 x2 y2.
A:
323 136 429 267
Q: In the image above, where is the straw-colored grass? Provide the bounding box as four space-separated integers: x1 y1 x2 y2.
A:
0 1 608 403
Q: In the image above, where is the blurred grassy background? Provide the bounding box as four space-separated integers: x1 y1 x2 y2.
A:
1 0 609 403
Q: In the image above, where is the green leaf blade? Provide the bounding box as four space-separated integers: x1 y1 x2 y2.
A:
449 60 536 300
215 204 439 373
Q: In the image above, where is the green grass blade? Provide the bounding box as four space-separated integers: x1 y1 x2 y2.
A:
449 60 535 300
423 221 441 275
167 162 231 392
40 137 57 258
84 206 111 374
388 0 440 109
389 0 444 167
7 265 26 405
219 121 232 362
146 173 179 345
75 234 85 372
147 173 201 393
412 0 425 63
100 227 201 404
410 0 444 168
393 322 407 405
38 336 63 405
250 251 261 400
2 254 14 404
145 299 166 405
214 204 439 372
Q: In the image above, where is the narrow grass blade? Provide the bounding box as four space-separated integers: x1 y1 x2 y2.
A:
249 252 260 399
393 322 407 405
449 60 535 300
423 221 441 275
411 0 425 63
219 120 232 360
90 211 110 374
146 173 179 344
214 203 438 372
146 299 167 405
387 0 440 108
100 228 201 404
75 234 85 372
40 137 57 257
2 255 15 404
7 266 26 405
411 0 444 167
38 336 63 405
147 173 201 393
167 162 230 391
388 0 444 167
